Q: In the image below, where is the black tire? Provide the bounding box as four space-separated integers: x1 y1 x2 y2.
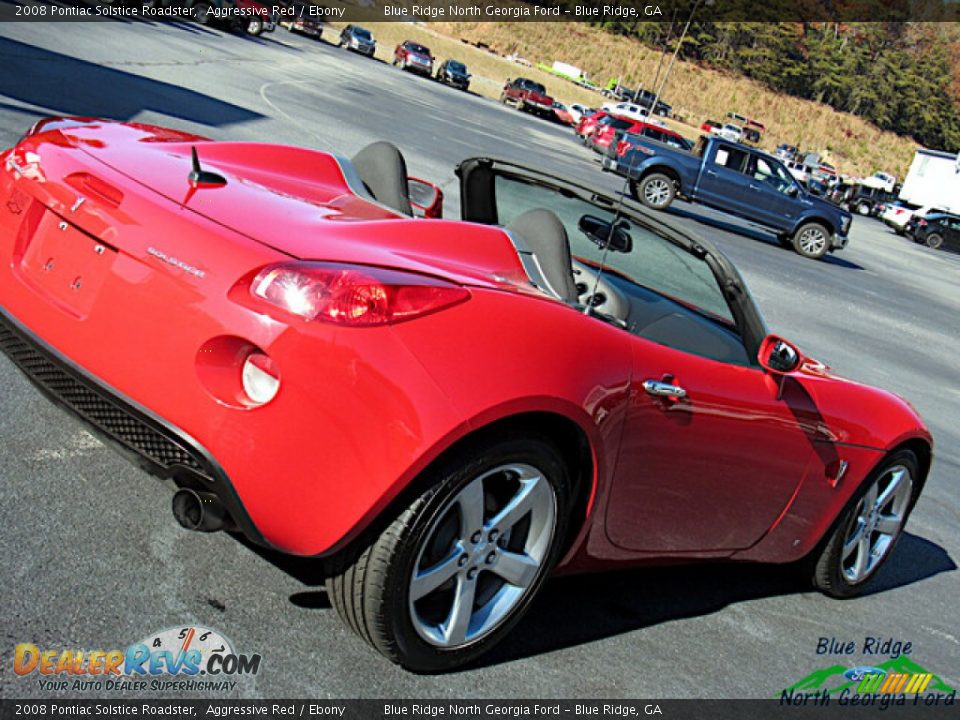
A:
635 172 676 211
792 221 830 259
193 1 213 25
325 435 572 672
809 449 919 599
925 233 944 250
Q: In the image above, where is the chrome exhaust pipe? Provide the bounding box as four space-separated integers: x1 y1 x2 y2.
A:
172 488 230 532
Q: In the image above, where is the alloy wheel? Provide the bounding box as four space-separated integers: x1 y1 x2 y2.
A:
841 464 913 584
643 178 670 206
408 463 556 648
798 227 827 255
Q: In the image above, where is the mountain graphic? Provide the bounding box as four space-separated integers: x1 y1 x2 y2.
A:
782 655 956 696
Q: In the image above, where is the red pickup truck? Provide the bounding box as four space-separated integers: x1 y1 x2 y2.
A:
500 78 554 118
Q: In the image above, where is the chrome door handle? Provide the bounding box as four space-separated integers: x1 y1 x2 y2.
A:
749 184 761 191
705 170 718 177
643 380 687 399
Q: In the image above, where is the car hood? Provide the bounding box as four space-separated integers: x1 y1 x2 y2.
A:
806 192 849 220
28 120 527 289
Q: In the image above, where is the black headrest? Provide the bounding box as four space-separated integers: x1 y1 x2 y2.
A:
351 141 413 217
506 209 578 302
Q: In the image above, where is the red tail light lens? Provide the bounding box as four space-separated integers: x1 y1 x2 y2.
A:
917 219 927 227
251 263 469 326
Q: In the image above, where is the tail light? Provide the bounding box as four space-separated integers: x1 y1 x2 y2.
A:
250 262 469 326
917 218 927 227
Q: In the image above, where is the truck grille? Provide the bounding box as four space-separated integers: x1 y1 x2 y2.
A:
0 312 206 476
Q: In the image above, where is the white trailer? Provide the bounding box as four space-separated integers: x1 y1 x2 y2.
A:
899 148 960 213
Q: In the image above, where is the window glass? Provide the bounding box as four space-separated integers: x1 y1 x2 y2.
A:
749 156 796 193
493 175 738 330
715 145 749 172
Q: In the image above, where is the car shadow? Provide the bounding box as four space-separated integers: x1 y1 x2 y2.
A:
0 36 263 128
474 532 953 669
663 205 865 271
238 529 953 667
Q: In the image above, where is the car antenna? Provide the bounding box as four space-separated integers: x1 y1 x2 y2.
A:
188 147 226 187
584 174 630 316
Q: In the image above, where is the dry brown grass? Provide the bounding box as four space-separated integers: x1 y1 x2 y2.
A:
323 20 918 177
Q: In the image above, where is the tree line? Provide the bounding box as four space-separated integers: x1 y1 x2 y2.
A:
604 21 960 153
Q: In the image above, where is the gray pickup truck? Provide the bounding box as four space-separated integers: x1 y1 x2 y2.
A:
603 134 851 259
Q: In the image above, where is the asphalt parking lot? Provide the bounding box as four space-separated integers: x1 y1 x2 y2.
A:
0 21 957 699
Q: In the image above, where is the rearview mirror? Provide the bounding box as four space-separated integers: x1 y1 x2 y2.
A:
578 215 632 253
758 334 802 374
407 177 443 219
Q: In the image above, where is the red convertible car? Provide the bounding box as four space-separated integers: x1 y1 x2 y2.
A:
0 119 932 672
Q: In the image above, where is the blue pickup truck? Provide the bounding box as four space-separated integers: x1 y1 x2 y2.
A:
603 134 851 259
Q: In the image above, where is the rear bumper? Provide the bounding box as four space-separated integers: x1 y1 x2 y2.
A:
0 306 267 547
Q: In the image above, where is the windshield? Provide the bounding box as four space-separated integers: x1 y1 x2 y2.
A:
488 172 749 364
447 61 466 73
407 43 430 55
352 27 372 40
493 175 736 326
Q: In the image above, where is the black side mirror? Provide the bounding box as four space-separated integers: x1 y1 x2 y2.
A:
787 185 799 197
758 335 802 374
578 215 632 253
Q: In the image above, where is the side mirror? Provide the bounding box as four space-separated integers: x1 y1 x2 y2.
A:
758 334 802 374
787 185 799 197
578 215 632 253
407 177 443 219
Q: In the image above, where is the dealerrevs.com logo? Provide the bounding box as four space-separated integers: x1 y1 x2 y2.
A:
13 626 261 692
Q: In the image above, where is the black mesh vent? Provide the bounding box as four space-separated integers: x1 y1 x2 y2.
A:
0 315 207 475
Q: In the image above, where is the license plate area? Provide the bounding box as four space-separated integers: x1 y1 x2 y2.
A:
20 210 116 317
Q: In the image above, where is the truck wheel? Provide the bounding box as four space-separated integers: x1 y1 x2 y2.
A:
792 222 830 259
857 202 871 216
246 18 263 36
636 173 675 211
325 435 571 672
925 233 943 250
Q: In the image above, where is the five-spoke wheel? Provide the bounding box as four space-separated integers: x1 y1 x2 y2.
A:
326 436 570 672
810 449 918 598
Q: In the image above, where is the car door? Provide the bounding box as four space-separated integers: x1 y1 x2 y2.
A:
696 142 752 215
741 153 802 231
456 158 818 554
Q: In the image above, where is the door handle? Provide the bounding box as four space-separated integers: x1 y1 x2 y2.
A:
749 183 761 191
705 170 718 177
643 379 687 399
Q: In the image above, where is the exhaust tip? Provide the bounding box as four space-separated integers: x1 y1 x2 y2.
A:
172 488 229 533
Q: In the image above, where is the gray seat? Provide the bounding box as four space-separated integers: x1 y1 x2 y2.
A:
351 141 413 216
506 209 579 302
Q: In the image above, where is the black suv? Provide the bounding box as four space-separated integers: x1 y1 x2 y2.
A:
435 59 470 91
905 212 960 251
